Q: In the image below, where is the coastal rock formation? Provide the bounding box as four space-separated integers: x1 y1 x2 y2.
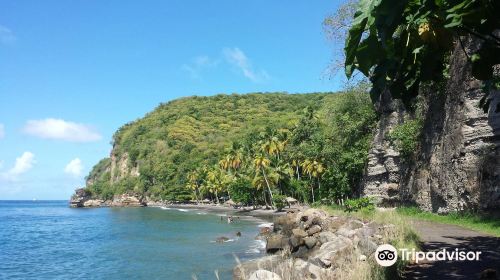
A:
69 188 92 207
234 209 387 280
361 35 500 212
69 190 145 208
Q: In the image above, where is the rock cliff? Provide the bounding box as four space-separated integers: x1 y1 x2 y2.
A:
361 35 500 212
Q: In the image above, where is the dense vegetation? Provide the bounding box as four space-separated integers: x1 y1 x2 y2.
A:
344 0 500 107
85 88 377 205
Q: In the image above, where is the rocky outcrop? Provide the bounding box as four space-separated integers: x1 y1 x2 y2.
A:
360 89 406 206
109 193 146 207
109 152 140 184
234 209 387 280
69 188 93 207
69 190 145 208
361 35 500 212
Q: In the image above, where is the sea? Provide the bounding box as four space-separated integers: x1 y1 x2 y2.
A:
0 200 268 279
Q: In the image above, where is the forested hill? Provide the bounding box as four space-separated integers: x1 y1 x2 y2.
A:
83 90 377 203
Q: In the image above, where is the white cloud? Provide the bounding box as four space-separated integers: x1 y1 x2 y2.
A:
23 118 102 142
223 47 270 83
64 158 83 177
0 123 4 139
0 25 16 45
1 152 36 181
182 55 218 79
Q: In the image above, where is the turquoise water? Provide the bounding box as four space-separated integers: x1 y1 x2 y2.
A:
0 201 266 279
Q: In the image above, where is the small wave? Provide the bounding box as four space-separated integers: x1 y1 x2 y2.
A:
197 212 207 215
210 238 235 243
257 222 273 228
160 207 171 210
177 209 189 212
246 240 266 254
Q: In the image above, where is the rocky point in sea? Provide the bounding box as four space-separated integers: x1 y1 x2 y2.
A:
69 188 150 207
234 208 391 280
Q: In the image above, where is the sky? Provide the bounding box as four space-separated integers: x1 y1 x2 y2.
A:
0 0 346 199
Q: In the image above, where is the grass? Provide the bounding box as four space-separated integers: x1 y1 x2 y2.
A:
396 206 500 237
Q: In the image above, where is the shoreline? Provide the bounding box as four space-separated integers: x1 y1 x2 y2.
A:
161 203 293 222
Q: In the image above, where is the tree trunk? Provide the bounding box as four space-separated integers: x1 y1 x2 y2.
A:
215 189 220 204
309 174 314 203
317 178 321 201
261 168 275 208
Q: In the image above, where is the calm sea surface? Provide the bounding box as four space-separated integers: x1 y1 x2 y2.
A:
0 201 266 279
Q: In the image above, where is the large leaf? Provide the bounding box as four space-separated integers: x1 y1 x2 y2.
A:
355 29 385 76
344 0 382 78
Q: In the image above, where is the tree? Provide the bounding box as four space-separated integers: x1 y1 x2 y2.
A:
343 0 500 107
253 155 275 207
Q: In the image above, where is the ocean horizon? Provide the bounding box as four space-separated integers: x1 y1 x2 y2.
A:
0 200 266 279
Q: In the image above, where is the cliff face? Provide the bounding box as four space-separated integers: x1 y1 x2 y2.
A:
362 36 500 212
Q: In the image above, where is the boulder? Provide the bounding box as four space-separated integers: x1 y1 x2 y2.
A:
358 237 378 256
355 226 377 238
322 216 348 232
307 225 322 236
346 219 364 230
233 255 282 280
248 270 282 280
304 236 317 249
336 227 356 238
266 234 289 253
310 236 352 267
296 209 328 225
318 231 337 244
292 259 331 280
292 228 308 238
292 245 310 258
274 213 298 235
289 236 304 250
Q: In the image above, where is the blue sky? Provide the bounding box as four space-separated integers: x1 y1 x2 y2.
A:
0 0 345 199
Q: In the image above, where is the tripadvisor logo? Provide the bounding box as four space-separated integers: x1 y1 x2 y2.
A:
375 244 482 267
375 244 398 267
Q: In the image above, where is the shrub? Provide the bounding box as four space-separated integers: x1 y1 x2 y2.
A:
272 194 287 211
344 197 374 212
389 119 423 160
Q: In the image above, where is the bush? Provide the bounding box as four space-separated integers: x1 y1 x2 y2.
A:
389 119 423 160
272 194 287 211
344 197 374 212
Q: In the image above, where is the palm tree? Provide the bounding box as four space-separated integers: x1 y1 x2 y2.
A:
301 159 315 202
274 161 293 193
186 170 200 203
310 161 325 200
253 155 275 207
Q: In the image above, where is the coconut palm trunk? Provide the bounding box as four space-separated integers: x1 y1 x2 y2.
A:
215 189 220 204
309 174 315 203
261 167 275 208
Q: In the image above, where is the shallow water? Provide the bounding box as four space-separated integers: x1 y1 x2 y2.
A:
0 201 265 279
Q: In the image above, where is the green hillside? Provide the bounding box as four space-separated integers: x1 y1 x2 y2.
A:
85 89 377 203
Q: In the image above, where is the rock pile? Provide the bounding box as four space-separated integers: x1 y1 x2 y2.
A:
234 208 387 280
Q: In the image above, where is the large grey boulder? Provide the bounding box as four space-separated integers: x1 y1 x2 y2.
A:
310 236 353 267
292 259 331 280
266 234 289 253
248 270 282 280
318 231 337 244
233 255 282 280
